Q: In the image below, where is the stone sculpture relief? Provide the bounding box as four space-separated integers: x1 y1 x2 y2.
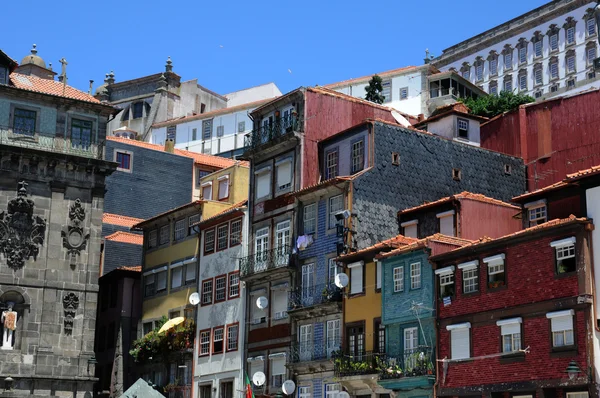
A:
62 198 90 257
63 292 80 335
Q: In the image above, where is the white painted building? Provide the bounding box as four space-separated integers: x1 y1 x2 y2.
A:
225 83 282 107
433 0 600 101
195 204 249 398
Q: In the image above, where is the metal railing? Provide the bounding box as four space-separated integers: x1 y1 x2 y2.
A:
333 348 434 379
240 246 292 277
0 126 104 159
244 114 302 150
291 337 342 363
288 283 342 311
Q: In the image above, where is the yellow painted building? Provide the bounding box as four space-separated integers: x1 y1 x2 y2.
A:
197 162 249 204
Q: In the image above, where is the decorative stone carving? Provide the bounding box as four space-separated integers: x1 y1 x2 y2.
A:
0 181 47 270
63 292 80 335
61 199 90 258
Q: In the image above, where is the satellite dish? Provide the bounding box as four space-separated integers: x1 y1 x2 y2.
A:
335 273 349 288
256 296 269 309
282 380 296 395
391 110 410 127
252 371 266 387
339 392 350 398
189 292 200 306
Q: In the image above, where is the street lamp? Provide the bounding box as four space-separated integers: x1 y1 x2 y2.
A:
565 360 581 381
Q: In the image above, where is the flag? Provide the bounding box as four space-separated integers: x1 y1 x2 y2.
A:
245 372 255 398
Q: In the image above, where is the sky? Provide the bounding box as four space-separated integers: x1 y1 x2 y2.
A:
2 0 549 97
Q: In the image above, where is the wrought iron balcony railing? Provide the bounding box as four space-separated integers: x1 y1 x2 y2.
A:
0 126 104 159
333 347 434 379
290 338 342 363
240 245 292 277
288 283 342 311
244 114 302 150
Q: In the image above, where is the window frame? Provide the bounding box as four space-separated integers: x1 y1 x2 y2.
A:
457 118 469 139
217 175 230 201
201 278 213 306
115 150 133 172
174 218 187 241
229 218 243 247
303 203 317 235
204 228 216 255
212 326 224 354
217 223 229 251
202 119 213 140
226 323 239 352
497 318 523 353
552 237 576 275
547 310 575 349
159 225 170 246
328 194 344 230
254 166 272 201
148 229 158 249
436 266 455 299
399 86 408 100
410 262 422 290
325 148 339 180
228 272 240 299
393 266 404 293
484 254 506 290
527 203 547 226
214 275 227 303
447 322 471 360
351 139 365 174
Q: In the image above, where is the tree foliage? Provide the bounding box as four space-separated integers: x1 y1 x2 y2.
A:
460 91 535 118
365 75 386 104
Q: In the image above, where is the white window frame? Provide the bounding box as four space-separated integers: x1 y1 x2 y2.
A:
303 203 316 235
588 46 597 65
381 79 392 103
567 55 576 73
566 393 589 398
202 182 213 201
457 118 469 139
399 87 408 100
534 67 543 85
217 175 230 200
525 200 547 226
174 218 186 241
329 195 343 229
519 47 527 64
254 166 272 200
504 52 512 69
199 330 210 355
324 384 340 398
550 61 559 79
446 322 471 360
547 309 575 347
393 266 404 292
458 260 479 294
348 261 364 295
436 266 455 298
437 210 455 236
401 219 418 238
497 317 522 353
410 262 421 289
275 158 293 191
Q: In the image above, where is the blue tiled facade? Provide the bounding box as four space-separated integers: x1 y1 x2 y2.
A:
380 250 435 397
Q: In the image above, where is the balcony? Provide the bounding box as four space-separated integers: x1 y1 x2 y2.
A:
290 338 342 364
288 283 342 314
244 114 302 153
0 126 104 159
334 348 434 380
240 246 292 278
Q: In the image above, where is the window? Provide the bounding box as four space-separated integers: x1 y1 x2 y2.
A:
202 119 213 140
238 121 246 133
376 321 386 354
216 125 224 137
276 159 292 191
188 214 200 235
519 73 527 91
156 270 167 293
457 118 469 139
567 54 576 73
489 81 498 95
70 118 93 150
166 125 176 141
254 227 269 271
400 87 408 100
144 273 157 297
410 262 421 289
202 279 213 305
587 45 597 65
462 69 470 79
497 318 522 353
329 195 343 229
504 52 513 70
325 384 340 398
349 261 364 295
270 356 286 387
204 229 215 254
447 323 471 360
489 58 498 75
401 220 418 238
351 140 364 173
116 151 131 171
132 102 143 119
475 62 483 81
213 327 224 354
184 261 196 285
550 33 558 51
230 218 242 246
148 230 157 248
567 78 576 88
159 225 170 245
547 310 575 347
485 254 506 289
437 267 455 298
215 275 226 302
551 84 559 93
534 67 543 86
192 128 197 141
588 18 596 36
202 183 213 200
452 168 462 181
251 291 267 324
174 219 186 241
404 327 418 359
13 108 36 136
169 310 181 319
171 263 183 289
527 203 547 226
226 324 238 351
271 288 288 320
220 382 233 398
328 258 341 287
303 203 316 235
437 211 455 236
326 149 338 179
392 152 400 165
217 224 228 251
459 261 479 294
566 393 589 398
393 266 404 292
381 80 391 103
199 384 211 398
589 71 596 80
218 176 229 200
519 47 527 64
143 322 153 335
552 237 576 274
534 40 543 58
504 78 513 93
197 168 212 185
255 168 271 199
550 60 559 79
299 387 311 398
567 26 575 44
228 272 240 298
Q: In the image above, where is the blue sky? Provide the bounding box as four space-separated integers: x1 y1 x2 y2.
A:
3 0 548 96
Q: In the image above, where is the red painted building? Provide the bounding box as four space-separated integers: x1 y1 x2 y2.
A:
430 217 596 397
480 89 600 191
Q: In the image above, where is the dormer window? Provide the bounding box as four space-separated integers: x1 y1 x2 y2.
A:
401 220 418 238
525 200 547 227
437 210 456 236
551 237 576 274
457 118 469 139
484 254 505 289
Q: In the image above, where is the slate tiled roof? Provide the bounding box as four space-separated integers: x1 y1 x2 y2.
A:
102 213 144 228
192 200 247 227
105 231 143 245
106 136 247 168
376 233 474 260
337 234 419 262
131 200 204 230
323 66 418 89
9 72 101 104
399 191 519 216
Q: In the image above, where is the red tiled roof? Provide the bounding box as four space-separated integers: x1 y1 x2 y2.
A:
105 231 143 245
193 200 248 227
323 66 419 89
376 233 474 260
9 73 101 104
511 180 569 202
399 191 519 216
102 213 144 228
337 234 419 262
131 200 205 230
413 103 488 127
106 136 245 168
117 265 142 272
566 165 600 181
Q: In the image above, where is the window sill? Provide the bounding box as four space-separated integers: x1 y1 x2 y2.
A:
461 291 480 298
499 352 526 364
487 284 507 292
348 293 366 299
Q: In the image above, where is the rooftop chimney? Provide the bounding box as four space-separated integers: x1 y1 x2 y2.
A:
165 138 175 153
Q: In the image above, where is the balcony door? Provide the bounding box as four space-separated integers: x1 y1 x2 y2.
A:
71 119 93 151
346 323 365 361
327 319 341 358
275 220 290 266
404 327 419 370
301 263 314 306
254 227 269 272
299 324 312 362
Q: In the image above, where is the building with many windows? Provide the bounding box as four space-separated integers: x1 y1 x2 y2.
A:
433 0 600 100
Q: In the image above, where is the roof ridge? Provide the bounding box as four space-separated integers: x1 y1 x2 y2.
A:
9 72 101 104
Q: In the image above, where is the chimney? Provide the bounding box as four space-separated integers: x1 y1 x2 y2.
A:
88 80 94 95
165 138 175 153
418 113 425 122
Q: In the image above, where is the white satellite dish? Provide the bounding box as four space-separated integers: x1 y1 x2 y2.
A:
391 110 410 127
335 273 349 288
189 292 200 306
282 380 296 395
339 392 350 398
252 371 266 387
256 296 269 309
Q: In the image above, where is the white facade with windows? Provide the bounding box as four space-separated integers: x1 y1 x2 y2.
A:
434 0 600 100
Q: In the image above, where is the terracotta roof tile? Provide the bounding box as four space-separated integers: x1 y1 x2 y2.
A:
323 66 418 89
193 200 247 227
511 180 569 202
105 231 143 245
399 191 519 216
106 136 245 168
377 233 474 260
337 234 419 262
102 213 144 228
290 177 354 197
566 165 600 181
116 265 142 272
9 73 101 104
